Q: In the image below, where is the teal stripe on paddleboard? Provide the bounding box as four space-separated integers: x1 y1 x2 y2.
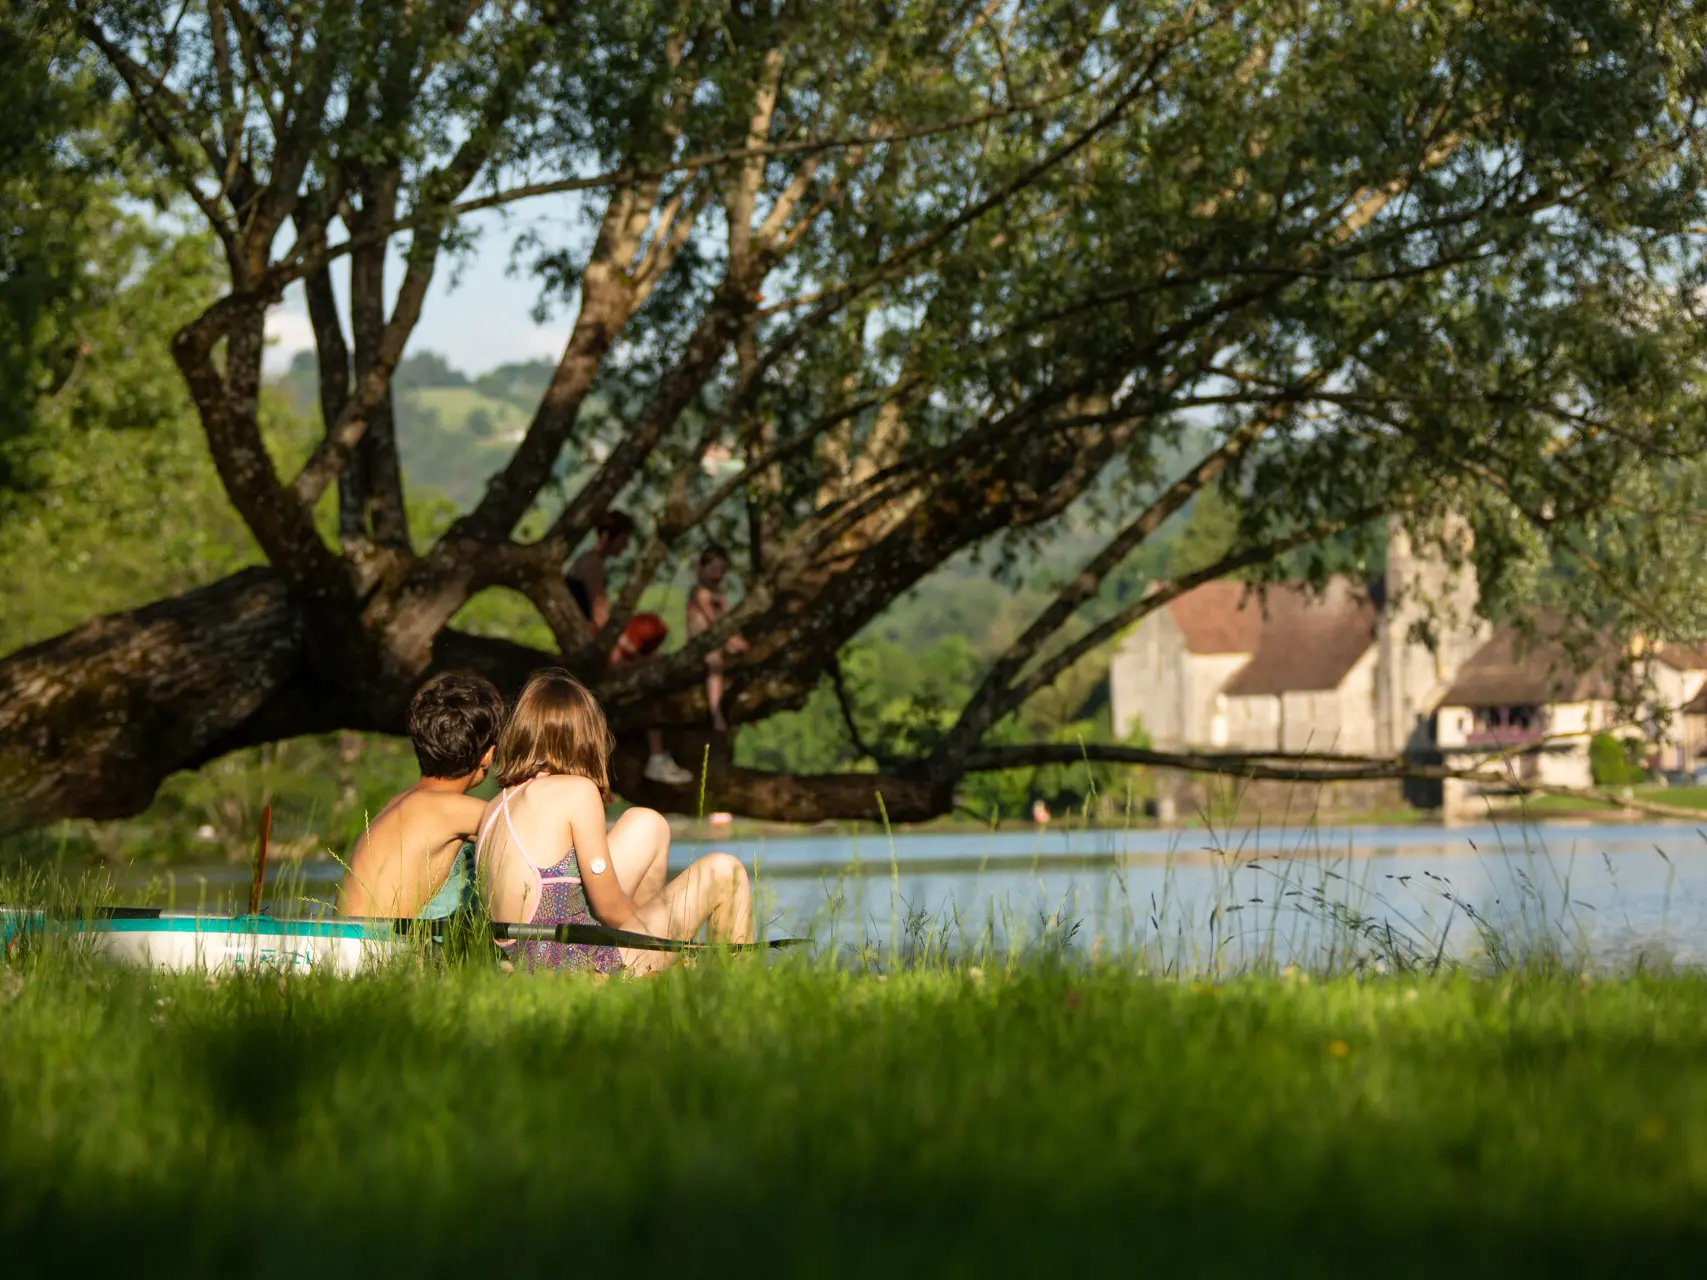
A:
40 916 387 942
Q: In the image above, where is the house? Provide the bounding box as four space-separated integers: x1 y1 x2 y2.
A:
1106 580 1261 751
1681 684 1707 772
1109 521 1488 761
1216 578 1381 754
1108 513 1704 813
1645 642 1707 771
1434 626 1619 806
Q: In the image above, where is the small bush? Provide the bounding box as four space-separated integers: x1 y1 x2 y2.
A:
1589 732 1644 787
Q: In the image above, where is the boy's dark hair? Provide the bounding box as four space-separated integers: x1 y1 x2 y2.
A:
597 511 636 539
408 673 506 779
699 542 729 567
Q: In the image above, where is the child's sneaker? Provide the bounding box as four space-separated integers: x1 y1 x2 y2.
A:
644 753 694 785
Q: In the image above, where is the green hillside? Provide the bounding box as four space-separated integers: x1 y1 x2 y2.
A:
278 351 556 506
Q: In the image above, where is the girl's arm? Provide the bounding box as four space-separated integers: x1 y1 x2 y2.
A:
555 776 641 930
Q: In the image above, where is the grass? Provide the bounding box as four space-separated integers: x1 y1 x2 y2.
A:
4 812 1705 1276
1488 785 1707 818
5 940 1707 1276
1636 784 1707 811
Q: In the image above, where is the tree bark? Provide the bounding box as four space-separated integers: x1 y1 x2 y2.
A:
0 569 304 831
0 572 960 835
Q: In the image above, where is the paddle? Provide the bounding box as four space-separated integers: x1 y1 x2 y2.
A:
475 918 806 953
246 804 272 916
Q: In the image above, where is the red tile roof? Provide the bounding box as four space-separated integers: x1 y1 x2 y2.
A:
1221 579 1380 696
1165 581 1264 655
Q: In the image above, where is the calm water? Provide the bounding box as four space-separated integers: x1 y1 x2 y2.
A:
110 819 1707 970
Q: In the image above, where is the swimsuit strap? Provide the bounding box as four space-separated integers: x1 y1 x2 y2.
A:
473 785 512 855
477 780 550 924
499 786 534 866
478 778 548 857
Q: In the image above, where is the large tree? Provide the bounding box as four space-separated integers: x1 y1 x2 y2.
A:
4 0 1706 833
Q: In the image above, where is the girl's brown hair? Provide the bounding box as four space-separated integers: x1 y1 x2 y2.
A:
496 669 614 797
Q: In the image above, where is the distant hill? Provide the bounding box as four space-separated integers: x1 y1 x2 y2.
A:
278 351 563 505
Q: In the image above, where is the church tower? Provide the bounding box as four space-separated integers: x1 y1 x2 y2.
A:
1375 515 1488 755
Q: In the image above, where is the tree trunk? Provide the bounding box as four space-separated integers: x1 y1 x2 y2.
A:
0 569 305 831
0 574 958 835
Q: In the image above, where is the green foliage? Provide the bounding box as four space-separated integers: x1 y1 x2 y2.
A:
4 959 1707 1273
0 369 322 653
0 9 208 502
15 0 1707 836
737 632 1149 822
471 358 557 409
1167 486 1242 578
1588 733 1646 789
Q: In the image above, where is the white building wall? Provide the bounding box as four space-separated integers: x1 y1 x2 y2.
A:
1110 612 1186 746
1261 649 1380 755
1435 705 1474 751
1535 701 1597 790
1183 654 1254 747
1109 613 1249 750
1223 693 1281 752
1335 647 1381 756
1437 698 1605 798
1648 662 1707 772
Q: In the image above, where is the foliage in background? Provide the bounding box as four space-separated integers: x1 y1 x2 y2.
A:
0 8 212 503
12 0 1707 835
1588 732 1647 790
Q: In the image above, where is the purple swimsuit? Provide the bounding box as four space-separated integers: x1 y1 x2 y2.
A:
477 781 623 975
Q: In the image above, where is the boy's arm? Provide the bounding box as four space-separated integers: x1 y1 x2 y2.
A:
568 552 611 626
439 791 488 843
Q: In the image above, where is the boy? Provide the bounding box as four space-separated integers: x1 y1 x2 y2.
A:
336 672 506 919
565 510 694 785
686 544 750 733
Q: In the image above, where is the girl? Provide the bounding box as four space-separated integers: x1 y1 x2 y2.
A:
685 544 749 733
475 669 752 975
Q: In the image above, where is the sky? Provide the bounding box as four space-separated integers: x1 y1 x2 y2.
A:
261 204 588 377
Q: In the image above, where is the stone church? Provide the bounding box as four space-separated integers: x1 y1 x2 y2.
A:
1108 522 1488 760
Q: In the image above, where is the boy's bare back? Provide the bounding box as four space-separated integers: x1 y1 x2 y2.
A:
337 786 487 919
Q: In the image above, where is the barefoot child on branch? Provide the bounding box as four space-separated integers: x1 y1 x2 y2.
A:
686 544 749 734
565 510 693 785
336 673 505 920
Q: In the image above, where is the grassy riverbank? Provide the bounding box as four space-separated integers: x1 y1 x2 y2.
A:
4 948 1707 1276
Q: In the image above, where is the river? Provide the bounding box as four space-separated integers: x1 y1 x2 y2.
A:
109 818 1707 972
